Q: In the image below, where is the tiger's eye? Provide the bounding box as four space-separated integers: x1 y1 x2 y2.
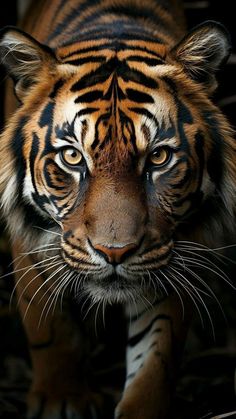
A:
61 148 83 166
150 148 171 167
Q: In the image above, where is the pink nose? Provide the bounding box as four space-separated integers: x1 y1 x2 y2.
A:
93 243 138 264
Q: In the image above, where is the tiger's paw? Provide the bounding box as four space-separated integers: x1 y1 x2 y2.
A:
27 392 102 419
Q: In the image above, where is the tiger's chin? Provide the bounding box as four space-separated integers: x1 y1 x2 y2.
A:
81 273 162 305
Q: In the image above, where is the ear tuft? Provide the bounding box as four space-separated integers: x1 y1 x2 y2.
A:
0 26 56 99
171 21 231 90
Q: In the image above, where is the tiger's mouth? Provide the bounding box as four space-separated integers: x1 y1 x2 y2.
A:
81 272 150 304
78 264 172 304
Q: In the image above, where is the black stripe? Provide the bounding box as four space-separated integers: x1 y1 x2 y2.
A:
62 248 99 267
77 4 169 31
30 133 40 194
30 338 54 350
11 116 28 197
128 314 171 347
133 353 143 361
162 76 178 95
167 166 191 190
131 247 172 267
176 97 193 152
158 119 176 142
91 111 111 150
76 107 99 117
119 63 158 89
43 159 73 191
127 55 165 66
75 89 103 103
62 42 164 59
126 372 136 380
118 109 137 154
129 107 159 127
138 238 171 257
71 57 119 91
48 0 99 41
49 78 65 99
64 55 106 65
126 88 154 103
39 101 55 128
64 238 89 256
66 26 164 44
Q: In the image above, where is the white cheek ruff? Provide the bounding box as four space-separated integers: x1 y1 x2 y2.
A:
1 174 18 214
23 173 35 200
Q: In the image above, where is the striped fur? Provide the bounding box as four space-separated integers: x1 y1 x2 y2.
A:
0 0 235 418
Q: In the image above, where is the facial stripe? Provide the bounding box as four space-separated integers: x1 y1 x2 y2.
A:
74 89 104 104
126 88 154 104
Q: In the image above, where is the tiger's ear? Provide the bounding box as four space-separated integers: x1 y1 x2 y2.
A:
171 21 231 90
0 26 57 100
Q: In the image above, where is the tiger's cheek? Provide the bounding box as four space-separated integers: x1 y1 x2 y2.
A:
150 160 200 221
24 148 79 219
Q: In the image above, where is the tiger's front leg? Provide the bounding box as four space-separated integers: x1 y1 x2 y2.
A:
115 293 190 419
12 242 101 419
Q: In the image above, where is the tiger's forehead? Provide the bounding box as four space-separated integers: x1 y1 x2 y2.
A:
52 63 179 160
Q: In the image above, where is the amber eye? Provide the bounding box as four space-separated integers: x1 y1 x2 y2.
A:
61 147 83 166
149 147 171 167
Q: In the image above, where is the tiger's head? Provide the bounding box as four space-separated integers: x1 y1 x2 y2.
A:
0 22 235 302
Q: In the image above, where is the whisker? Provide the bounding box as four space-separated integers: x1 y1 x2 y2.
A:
159 269 185 319
167 269 206 329
47 270 72 320
150 270 169 296
38 269 69 326
177 256 234 288
2 254 59 280
23 264 65 322
10 243 59 267
168 265 215 338
176 243 236 265
33 226 62 237
9 257 60 307
15 259 62 308
59 271 74 310
176 248 228 274
173 259 226 321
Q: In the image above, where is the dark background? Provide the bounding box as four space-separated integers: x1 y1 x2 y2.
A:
0 1 236 418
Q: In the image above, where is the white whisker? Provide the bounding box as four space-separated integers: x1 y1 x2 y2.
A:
23 264 65 322
33 225 62 237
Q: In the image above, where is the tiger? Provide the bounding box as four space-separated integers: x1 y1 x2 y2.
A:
0 0 235 418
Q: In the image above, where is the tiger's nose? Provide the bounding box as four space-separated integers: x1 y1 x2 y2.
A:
93 243 138 265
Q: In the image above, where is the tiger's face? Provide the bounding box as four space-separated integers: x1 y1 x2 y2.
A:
0 23 235 302
19 61 207 300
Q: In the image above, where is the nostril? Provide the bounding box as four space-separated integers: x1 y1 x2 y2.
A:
92 243 138 265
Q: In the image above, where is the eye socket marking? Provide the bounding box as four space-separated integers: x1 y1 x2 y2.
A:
60 147 83 167
149 147 172 168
